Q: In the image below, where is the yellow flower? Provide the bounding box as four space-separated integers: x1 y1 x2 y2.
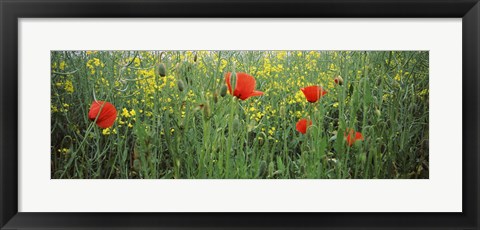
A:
295 111 302 119
59 61 66 70
418 89 428 96
64 80 74 93
102 128 111 135
394 73 401 81
51 105 58 113
133 57 141 67
268 127 276 136
93 58 101 67
383 94 391 101
129 109 136 117
57 148 69 155
121 108 131 118
220 59 228 69
277 51 287 60
329 63 336 71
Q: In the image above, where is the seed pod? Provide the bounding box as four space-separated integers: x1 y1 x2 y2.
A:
220 84 228 97
158 63 167 77
213 92 218 103
334 75 344 85
193 53 198 63
177 79 185 92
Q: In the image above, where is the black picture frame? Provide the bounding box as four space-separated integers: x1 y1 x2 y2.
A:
1 0 479 229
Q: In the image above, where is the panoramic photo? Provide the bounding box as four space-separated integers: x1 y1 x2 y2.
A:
51 50 429 179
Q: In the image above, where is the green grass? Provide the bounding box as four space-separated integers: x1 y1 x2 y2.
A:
51 50 429 179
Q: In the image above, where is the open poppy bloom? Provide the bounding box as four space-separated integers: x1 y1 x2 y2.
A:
344 128 364 146
296 118 312 134
88 101 117 128
225 72 264 100
300 85 327 103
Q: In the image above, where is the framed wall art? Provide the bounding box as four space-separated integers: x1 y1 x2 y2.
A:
1 0 479 229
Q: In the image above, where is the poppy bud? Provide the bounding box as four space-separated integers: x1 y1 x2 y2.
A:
329 135 337 142
133 159 141 172
177 79 185 92
279 105 286 117
258 160 267 178
203 103 210 120
348 84 354 96
133 146 140 160
195 104 204 112
194 53 198 63
129 171 137 178
232 116 240 130
258 136 264 146
174 63 180 72
375 109 381 117
158 63 167 77
334 75 344 85
220 84 228 97
213 92 218 103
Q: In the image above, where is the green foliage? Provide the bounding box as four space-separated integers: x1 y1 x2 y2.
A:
51 51 429 179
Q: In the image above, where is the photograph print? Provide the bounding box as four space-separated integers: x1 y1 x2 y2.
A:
51 50 429 179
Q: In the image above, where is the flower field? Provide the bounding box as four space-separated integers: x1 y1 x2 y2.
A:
51 51 429 179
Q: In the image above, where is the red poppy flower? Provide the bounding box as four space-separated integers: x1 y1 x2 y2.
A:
225 72 264 100
296 118 312 134
300 85 327 103
88 101 117 129
344 128 364 146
